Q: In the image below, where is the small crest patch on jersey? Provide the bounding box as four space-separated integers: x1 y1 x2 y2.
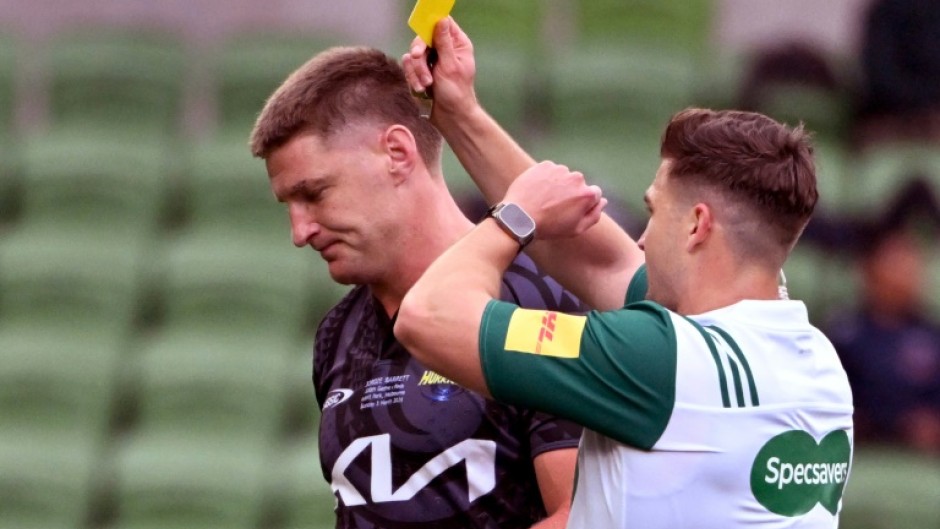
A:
418 370 465 401
504 309 586 358
418 370 455 386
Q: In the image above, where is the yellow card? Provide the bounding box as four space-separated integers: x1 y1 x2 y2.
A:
408 0 456 46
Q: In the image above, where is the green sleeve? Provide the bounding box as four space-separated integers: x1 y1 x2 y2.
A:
479 299 677 450
625 264 649 306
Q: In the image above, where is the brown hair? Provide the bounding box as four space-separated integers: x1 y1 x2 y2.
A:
660 108 818 259
249 46 442 166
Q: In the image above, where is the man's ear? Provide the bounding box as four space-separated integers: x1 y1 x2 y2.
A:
687 203 713 251
382 124 419 184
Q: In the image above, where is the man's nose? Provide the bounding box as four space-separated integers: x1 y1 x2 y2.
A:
289 205 319 248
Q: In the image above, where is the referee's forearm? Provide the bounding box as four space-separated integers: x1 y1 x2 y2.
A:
434 103 535 204
396 220 517 395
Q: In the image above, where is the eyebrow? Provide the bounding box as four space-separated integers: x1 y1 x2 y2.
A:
290 179 320 196
279 177 328 201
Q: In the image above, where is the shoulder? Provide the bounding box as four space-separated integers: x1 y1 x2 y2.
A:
589 299 675 333
625 264 648 305
501 253 587 312
582 301 679 363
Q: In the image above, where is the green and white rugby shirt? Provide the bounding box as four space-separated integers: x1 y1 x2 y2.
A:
479 265 854 528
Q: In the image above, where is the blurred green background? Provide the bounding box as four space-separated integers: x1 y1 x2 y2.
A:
0 1 937 528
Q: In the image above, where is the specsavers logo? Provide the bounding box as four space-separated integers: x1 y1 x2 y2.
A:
750 430 852 516
503 309 587 359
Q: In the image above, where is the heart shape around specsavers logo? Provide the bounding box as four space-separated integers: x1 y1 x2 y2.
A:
750 430 852 516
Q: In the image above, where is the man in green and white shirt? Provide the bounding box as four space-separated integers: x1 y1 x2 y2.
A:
395 17 853 529
481 266 852 527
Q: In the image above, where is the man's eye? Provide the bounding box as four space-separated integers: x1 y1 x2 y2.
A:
304 188 325 202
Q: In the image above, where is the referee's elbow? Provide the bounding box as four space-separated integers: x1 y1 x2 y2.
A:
394 290 433 362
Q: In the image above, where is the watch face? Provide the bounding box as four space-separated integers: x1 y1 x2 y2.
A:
498 203 536 238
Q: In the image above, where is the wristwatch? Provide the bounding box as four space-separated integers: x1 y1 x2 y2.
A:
487 202 536 249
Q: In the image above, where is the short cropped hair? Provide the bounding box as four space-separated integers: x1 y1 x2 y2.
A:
660 108 818 257
250 46 442 166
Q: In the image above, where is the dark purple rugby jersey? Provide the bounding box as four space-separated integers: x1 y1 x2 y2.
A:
313 253 585 529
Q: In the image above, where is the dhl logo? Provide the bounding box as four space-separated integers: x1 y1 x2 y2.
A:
504 308 586 359
535 312 557 354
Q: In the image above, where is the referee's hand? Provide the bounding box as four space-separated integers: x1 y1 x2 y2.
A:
403 16 479 120
503 161 606 241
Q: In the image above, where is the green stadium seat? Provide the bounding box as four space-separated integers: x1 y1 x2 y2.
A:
840 446 940 529
46 29 186 139
155 231 339 336
774 87 849 135
574 0 713 50
449 0 544 51
0 435 100 529
266 434 336 529
439 142 473 197
531 129 661 214
111 434 269 529
0 230 146 334
438 0 547 138
472 43 533 138
844 143 940 214
812 139 850 214
0 141 20 228
746 84 851 145
18 132 170 238
213 32 344 138
280 341 319 437
182 137 286 237
128 329 295 443
547 41 698 143
782 241 857 324
0 34 21 227
0 32 15 136
692 50 751 112
0 327 123 443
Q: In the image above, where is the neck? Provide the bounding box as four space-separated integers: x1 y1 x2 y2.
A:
370 179 475 317
675 260 781 316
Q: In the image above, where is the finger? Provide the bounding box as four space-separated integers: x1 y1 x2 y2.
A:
401 55 427 92
449 16 464 35
406 50 433 88
580 197 608 232
407 37 434 85
409 36 426 58
587 184 603 203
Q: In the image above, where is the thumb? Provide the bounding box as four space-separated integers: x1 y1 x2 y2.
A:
448 17 469 47
433 16 455 55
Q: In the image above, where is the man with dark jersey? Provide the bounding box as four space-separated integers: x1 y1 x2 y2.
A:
249 47 582 528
